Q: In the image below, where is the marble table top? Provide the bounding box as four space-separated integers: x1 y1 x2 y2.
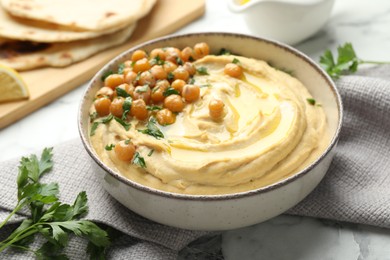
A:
1 0 390 259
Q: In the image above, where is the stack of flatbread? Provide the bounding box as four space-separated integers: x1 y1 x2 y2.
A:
0 0 156 71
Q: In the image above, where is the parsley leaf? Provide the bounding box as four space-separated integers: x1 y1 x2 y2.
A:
148 149 154 157
132 152 146 168
138 118 164 139
105 144 115 151
116 87 130 98
90 114 114 136
114 117 131 131
232 58 240 64
122 97 132 120
196 66 209 75
101 70 113 82
319 42 390 79
163 87 180 97
150 55 165 66
167 72 174 81
0 149 111 258
218 48 231 55
146 105 163 111
117 63 125 74
306 98 316 106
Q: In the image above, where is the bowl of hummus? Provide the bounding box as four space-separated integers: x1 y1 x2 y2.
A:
78 33 342 230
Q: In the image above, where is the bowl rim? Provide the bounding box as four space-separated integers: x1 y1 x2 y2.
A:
78 32 343 201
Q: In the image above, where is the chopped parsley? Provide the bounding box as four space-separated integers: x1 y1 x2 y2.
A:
89 112 98 122
146 105 163 111
218 48 231 55
114 117 131 131
117 63 125 74
90 114 113 136
306 98 316 106
167 72 174 81
116 87 130 98
135 85 149 93
150 55 165 66
90 122 99 136
124 139 131 144
196 66 209 75
176 57 184 65
163 87 180 97
199 83 212 88
148 149 154 157
132 152 146 168
232 58 240 64
101 70 113 81
122 97 132 120
138 118 164 139
105 144 115 151
188 77 195 84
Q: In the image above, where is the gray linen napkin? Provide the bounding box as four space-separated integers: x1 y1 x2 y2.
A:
1 65 389 259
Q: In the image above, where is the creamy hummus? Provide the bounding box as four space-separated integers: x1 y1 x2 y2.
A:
90 55 329 195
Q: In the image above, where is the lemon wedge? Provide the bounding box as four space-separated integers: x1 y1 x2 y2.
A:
0 64 29 103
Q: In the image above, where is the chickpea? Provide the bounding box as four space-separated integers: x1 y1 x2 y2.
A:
94 97 111 116
124 60 133 68
131 99 149 120
104 74 124 89
164 47 182 64
131 49 147 62
156 108 175 125
163 61 178 74
224 63 243 78
150 48 166 60
115 83 134 98
138 71 156 87
133 85 151 104
182 84 200 103
110 97 124 117
151 80 169 103
124 70 137 85
209 99 225 120
181 47 195 62
172 66 190 81
164 94 184 112
171 79 186 94
96 86 114 99
182 62 196 76
150 65 167 80
133 58 151 73
194 42 209 59
114 140 136 162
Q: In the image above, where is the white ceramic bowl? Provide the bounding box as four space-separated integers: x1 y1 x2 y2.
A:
227 0 336 45
78 33 342 231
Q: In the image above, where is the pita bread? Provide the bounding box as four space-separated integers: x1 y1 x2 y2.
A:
1 0 156 31
0 24 136 71
0 6 130 42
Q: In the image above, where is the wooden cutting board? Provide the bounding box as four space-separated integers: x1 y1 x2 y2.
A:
0 0 205 129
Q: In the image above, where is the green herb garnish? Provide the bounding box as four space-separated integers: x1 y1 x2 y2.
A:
135 85 149 93
163 87 180 97
150 55 165 66
146 105 163 111
232 58 240 64
101 70 113 82
117 63 125 74
200 84 212 88
196 66 209 75
188 77 195 84
0 148 110 258
89 112 98 123
116 87 130 98
114 117 131 131
176 57 184 65
138 118 164 139
319 42 390 79
90 114 113 136
218 48 231 55
105 144 115 151
306 98 316 106
148 149 154 157
132 152 146 168
121 97 132 120
167 72 174 81
188 56 195 62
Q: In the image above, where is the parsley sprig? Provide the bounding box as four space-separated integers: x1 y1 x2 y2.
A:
320 42 390 79
138 118 164 139
0 148 110 258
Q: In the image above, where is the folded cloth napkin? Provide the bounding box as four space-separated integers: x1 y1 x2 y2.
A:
0 65 389 259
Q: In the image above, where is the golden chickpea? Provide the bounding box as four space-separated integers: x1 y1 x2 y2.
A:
124 70 137 85
131 99 149 120
150 65 167 80
138 71 156 87
150 48 166 60
164 94 184 112
156 108 175 125
131 49 147 62
182 62 196 76
209 99 225 120
151 80 169 103
173 66 190 81
164 47 182 64
194 42 210 59
171 79 186 94
114 140 136 162
110 97 124 117
181 47 195 62
163 61 178 74
94 97 111 116
133 85 151 104
104 74 124 89
133 58 151 73
96 86 114 99
224 63 243 78
182 84 200 103
124 60 133 68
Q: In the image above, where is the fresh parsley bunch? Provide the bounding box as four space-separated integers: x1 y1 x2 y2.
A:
0 148 110 259
320 42 390 79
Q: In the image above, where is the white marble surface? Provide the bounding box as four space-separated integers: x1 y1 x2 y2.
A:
1 0 390 259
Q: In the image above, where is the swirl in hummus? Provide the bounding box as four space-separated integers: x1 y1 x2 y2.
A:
89 53 329 195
